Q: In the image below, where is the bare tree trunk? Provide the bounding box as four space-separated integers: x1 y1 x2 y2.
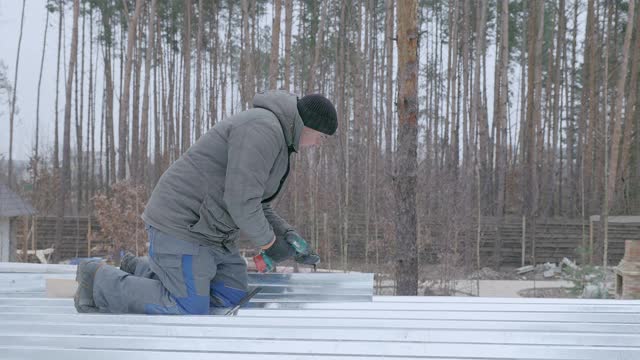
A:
384 0 394 173
446 0 459 171
582 0 599 216
606 0 635 209
474 0 489 201
494 0 509 216
181 0 192 152
284 0 293 91
194 0 204 140
88 8 96 204
54 0 64 172
241 0 255 109
76 4 86 210
552 0 566 215
306 0 327 94
130 18 144 184
34 1 50 193
461 0 470 171
8 0 26 187
567 0 579 217
154 7 162 185
118 0 144 181
395 0 418 295
141 0 157 183
55 0 79 261
209 5 219 127
619 7 640 188
221 2 232 116
602 1 614 268
268 0 282 90
523 0 540 221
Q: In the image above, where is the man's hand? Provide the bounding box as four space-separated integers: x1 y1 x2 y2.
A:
263 231 320 265
285 232 320 266
263 233 297 263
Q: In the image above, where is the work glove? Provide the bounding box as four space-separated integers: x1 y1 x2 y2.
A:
264 231 320 266
263 232 297 263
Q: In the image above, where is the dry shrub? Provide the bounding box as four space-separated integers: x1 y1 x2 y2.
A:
93 181 148 260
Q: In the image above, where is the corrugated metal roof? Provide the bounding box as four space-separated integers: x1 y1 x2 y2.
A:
0 263 639 359
0 183 35 217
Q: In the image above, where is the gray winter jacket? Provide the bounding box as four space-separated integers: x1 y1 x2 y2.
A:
141 90 302 248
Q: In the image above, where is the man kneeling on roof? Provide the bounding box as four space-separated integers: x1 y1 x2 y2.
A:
74 90 337 314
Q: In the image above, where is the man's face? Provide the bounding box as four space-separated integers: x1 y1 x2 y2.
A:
299 127 329 147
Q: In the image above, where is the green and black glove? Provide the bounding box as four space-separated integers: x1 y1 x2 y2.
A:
264 231 320 266
263 233 296 263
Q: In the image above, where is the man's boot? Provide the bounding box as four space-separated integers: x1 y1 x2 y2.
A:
119 251 137 274
74 260 103 313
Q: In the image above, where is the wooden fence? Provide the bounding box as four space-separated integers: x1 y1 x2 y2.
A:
478 217 640 267
12 215 640 267
14 216 107 262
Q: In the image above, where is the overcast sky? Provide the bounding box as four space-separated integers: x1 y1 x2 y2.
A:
0 1 72 162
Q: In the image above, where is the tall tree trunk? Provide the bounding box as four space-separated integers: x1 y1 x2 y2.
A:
54 0 64 172
446 0 459 171
55 0 79 261
241 0 253 109
306 0 327 94
104 27 116 186
8 0 26 186
553 0 566 215
284 0 293 91
602 0 615 268
8 0 26 188
194 0 204 139
494 0 509 216
34 2 50 192
523 0 540 219
141 0 157 183
183 0 192 152
606 0 635 209
88 8 95 205
154 7 163 185
567 0 579 217
209 5 219 127
384 0 394 173
130 18 144 184
221 2 232 116
582 0 600 216
268 0 282 90
118 0 144 180
395 0 418 295
620 5 640 191
461 0 470 171
475 0 489 202
76 3 86 210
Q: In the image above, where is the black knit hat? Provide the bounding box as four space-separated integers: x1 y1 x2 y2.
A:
296 94 338 135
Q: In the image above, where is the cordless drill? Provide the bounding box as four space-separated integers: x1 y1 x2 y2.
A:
253 235 319 272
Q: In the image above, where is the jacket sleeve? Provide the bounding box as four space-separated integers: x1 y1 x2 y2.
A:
223 122 281 247
262 202 295 236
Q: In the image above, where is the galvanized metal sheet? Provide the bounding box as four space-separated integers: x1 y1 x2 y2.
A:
0 347 503 360
0 262 373 302
0 334 638 359
3 296 639 313
2 312 639 333
2 301 638 323
2 320 639 347
1 263 639 360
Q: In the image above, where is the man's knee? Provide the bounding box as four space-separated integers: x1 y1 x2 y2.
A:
175 294 210 314
210 281 247 308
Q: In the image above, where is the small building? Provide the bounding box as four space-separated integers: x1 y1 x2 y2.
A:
0 182 35 262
